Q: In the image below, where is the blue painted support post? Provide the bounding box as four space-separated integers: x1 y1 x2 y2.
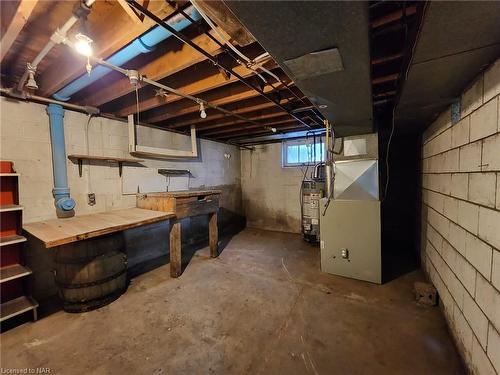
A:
46 104 76 217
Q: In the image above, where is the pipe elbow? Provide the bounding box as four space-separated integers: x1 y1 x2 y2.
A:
55 196 76 211
132 38 155 54
47 103 66 116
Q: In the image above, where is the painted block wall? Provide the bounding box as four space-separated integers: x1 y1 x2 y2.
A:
240 133 378 234
0 98 244 304
0 97 242 223
241 143 304 233
421 58 500 375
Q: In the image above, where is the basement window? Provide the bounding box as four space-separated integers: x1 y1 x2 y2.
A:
282 138 325 167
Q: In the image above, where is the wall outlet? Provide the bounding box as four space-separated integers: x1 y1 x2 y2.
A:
341 248 349 259
88 193 96 206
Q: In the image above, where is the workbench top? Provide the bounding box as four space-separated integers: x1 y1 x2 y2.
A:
137 190 221 198
23 208 174 248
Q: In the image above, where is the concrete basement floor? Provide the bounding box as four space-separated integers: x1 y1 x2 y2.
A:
1 228 465 374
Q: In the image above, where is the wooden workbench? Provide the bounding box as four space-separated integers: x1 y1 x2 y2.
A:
137 190 221 277
23 208 175 248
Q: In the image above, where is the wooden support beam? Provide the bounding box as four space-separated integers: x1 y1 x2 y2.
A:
219 123 306 141
371 53 404 65
191 0 255 46
114 59 261 117
209 212 218 258
1 0 38 62
372 73 399 85
210 117 299 138
197 110 288 133
144 80 279 124
38 1 176 96
84 31 224 107
117 0 145 24
167 96 291 129
373 90 397 99
169 219 182 278
371 5 417 28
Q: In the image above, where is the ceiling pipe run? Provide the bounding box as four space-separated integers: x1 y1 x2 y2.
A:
17 0 96 92
53 6 200 101
125 0 312 130
0 87 99 115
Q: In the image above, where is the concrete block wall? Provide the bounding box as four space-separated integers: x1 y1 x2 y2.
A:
241 143 303 233
0 98 244 305
0 97 242 223
240 133 378 234
421 59 500 375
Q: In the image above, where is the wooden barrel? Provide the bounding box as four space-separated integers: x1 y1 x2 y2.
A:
55 234 127 313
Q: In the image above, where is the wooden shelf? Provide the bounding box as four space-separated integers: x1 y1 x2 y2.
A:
0 204 23 213
0 296 38 322
68 154 144 177
23 208 174 248
0 234 27 247
0 264 32 283
158 169 192 176
0 173 19 177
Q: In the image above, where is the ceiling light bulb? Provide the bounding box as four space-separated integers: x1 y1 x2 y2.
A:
199 103 207 119
75 33 93 57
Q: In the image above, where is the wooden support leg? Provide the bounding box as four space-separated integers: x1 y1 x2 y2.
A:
169 219 182 278
209 212 218 258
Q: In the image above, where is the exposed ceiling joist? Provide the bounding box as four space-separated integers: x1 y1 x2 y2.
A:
168 95 298 129
1 0 38 62
371 5 417 29
190 0 256 47
201 114 296 136
218 121 305 140
144 80 283 124
37 1 176 96
111 51 270 116
196 109 288 133
82 29 224 107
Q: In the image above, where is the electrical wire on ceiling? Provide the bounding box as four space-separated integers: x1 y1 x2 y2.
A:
185 0 323 125
62 38 280 141
124 0 312 130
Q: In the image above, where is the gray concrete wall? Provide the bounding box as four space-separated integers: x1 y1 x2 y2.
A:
0 97 242 222
420 58 500 375
0 98 245 307
241 143 303 233
240 133 379 234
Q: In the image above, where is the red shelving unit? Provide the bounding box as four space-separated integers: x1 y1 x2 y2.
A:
0 160 38 323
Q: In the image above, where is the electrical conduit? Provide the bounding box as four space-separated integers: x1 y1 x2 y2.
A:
46 7 198 216
53 7 200 101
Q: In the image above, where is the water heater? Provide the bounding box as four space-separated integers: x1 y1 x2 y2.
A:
301 179 324 242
